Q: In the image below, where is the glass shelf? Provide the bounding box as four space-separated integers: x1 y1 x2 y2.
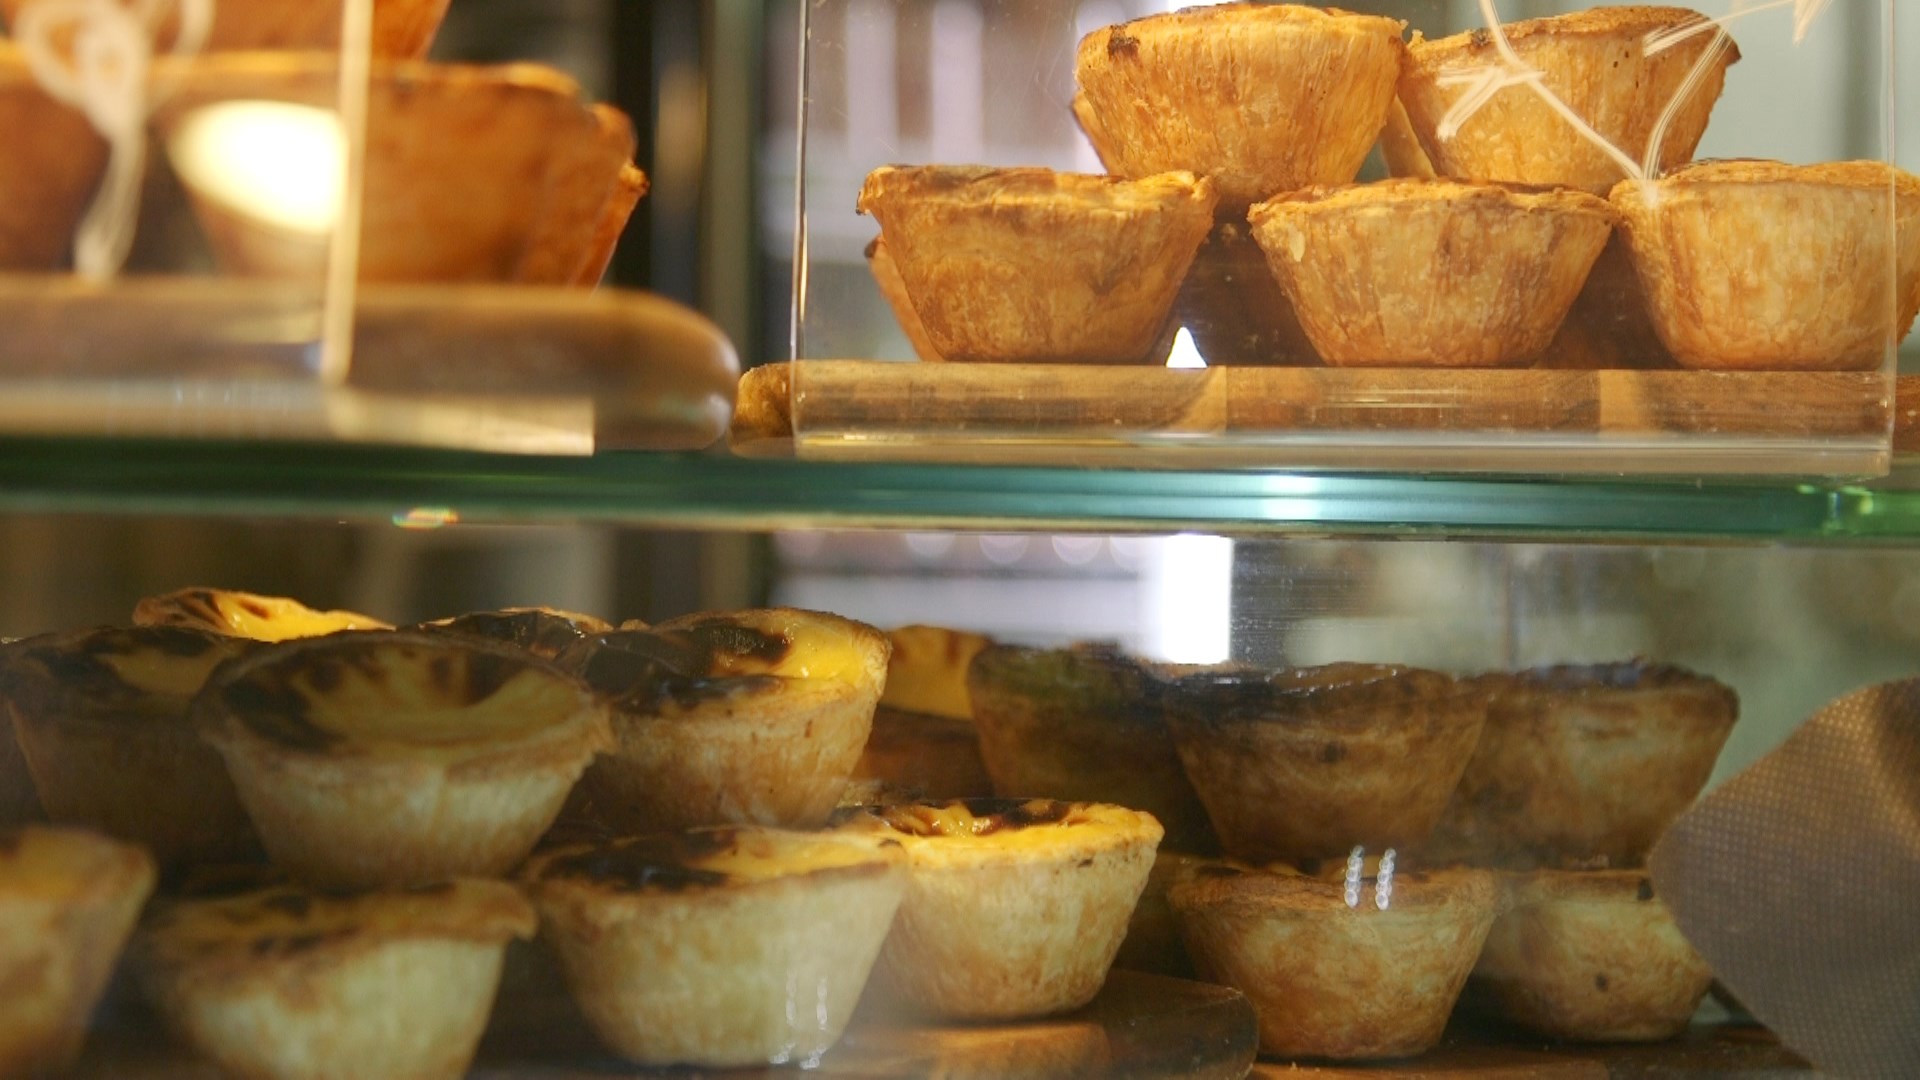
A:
7 436 1920 543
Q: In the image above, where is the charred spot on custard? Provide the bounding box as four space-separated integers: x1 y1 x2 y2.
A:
429 611 594 662
222 679 342 753
680 620 792 666
541 831 743 893
566 629 780 713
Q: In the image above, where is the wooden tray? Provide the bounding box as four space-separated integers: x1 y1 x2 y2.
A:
1250 1021 1809 1078
734 362 1904 475
0 277 739 455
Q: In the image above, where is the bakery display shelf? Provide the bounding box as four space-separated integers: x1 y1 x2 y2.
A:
11 432 1920 543
755 362 1893 476
74 970 1259 1080
1254 1020 1808 1078
0 277 738 455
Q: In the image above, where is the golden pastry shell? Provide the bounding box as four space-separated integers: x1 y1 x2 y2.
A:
0 42 108 271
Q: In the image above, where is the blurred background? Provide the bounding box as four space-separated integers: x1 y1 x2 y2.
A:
3 0 1917 786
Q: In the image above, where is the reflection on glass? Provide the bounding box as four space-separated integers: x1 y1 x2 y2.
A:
167 100 345 237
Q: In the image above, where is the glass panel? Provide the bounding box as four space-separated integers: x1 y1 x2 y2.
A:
787 0 1904 475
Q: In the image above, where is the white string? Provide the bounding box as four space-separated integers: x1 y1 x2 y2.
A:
1645 0 1832 55
13 0 214 280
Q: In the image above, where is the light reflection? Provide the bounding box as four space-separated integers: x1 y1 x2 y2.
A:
168 101 345 235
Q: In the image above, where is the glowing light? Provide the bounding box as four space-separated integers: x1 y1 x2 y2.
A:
1145 534 1233 664
392 507 458 530
168 101 346 236
1166 328 1206 369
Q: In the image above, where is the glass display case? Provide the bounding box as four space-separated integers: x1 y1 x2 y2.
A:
1 1 1918 1078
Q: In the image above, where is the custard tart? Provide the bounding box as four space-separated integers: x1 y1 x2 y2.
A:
194 630 610 888
838 798 1161 1022
523 827 907 1068
1247 179 1618 367
137 879 534 1080
1611 160 1920 370
0 42 109 271
0 827 155 1077
1430 661 1737 869
855 625 993 799
562 608 889 833
968 643 1214 851
1471 869 1712 1042
856 166 1216 364
134 587 388 642
1399 7 1739 195
1074 4 1408 209
1162 663 1484 864
1 626 260 867
416 607 614 662
1170 862 1499 1061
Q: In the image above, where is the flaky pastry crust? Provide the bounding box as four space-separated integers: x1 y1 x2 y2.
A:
967 643 1215 851
866 235 946 362
1611 160 1920 369
1471 869 1713 1041
1075 4 1408 209
524 827 907 1067
1248 179 1619 366
0 827 155 1076
137 880 533 1080
1171 863 1498 1060
838 798 1161 1022
1400 7 1739 194
1 626 260 867
1430 660 1736 868
1163 662 1485 863
857 166 1216 364
195 630 611 888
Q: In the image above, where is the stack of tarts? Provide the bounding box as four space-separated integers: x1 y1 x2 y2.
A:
4 590 1057 1074
862 3 1920 373
1 0 646 284
961 639 1743 1064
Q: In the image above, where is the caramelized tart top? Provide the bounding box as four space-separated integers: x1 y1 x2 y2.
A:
134 588 388 642
525 826 905 895
0 625 253 722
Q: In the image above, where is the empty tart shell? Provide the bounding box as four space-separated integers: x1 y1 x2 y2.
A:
135 880 534 1080
857 166 1216 364
1470 869 1712 1042
0 827 155 1076
857 625 993 799
1170 863 1499 1061
1162 662 1485 864
1074 4 1408 209
1429 661 1737 869
523 827 907 1068
968 643 1215 852
1399 7 1739 195
837 798 1162 1022
1610 160 1920 370
866 235 946 362
562 608 889 833
193 630 611 888
134 587 388 642
3 0 451 58
0 626 260 868
149 55 642 286
0 42 108 271
1247 179 1619 367
415 607 615 663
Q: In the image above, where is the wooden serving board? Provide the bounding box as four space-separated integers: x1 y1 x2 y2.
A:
732 362 1903 474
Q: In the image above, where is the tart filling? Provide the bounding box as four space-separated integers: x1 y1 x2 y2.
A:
1247 179 1618 367
1611 160 1920 370
1430 660 1738 868
1399 6 1739 194
137 880 534 1080
840 798 1162 1022
1074 3 1408 208
134 587 388 642
1471 869 1713 1042
524 827 907 1068
416 607 614 662
1170 862 1498 1061
0 826 156 1077
0 626 260 866
967 643 1215 851
562 608 889 832
857 166 1216 364
1163 662 1484 864
195 630 610 887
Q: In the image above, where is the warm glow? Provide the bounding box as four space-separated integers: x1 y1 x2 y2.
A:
167 101 345 235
